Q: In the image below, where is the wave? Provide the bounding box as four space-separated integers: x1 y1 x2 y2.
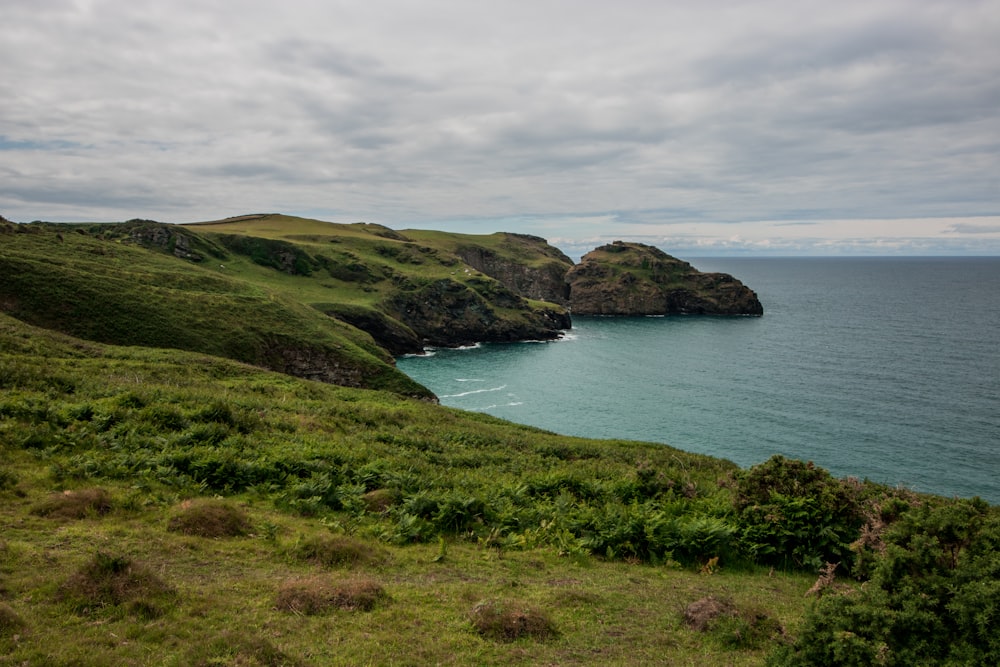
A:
440 385 507 398
470 400 523 411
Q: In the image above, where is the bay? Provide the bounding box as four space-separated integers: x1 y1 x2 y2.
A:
397 257 1000 503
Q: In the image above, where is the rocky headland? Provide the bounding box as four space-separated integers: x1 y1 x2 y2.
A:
0 214 761 395
565 241 763 316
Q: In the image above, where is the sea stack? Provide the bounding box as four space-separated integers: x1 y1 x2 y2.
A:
565 241 763 316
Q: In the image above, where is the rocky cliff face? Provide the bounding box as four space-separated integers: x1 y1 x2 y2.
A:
566 241 763 316
385 277 571 348
454 233 574 305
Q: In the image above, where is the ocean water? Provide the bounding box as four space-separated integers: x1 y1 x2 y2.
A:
396 257 1000 503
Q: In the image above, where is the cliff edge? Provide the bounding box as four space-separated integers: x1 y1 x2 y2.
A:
566 241 763 316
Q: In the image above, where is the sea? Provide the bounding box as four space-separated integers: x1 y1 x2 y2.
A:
396 257 1000 504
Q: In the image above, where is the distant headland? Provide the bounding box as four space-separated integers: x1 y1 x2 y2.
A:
1 213 760 394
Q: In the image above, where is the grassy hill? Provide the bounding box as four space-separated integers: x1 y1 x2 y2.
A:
1 215 997 665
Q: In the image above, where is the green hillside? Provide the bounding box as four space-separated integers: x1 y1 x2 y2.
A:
1 215 997 665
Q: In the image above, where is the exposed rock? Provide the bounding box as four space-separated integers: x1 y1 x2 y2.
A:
566 241 763 316
385 277 570 347
261 339 365 387
322 304 424 356
119 219 225 262
455 233 574 305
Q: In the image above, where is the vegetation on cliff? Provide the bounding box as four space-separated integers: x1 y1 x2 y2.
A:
0 215 575 391
567 241 764 316
2 216 759 389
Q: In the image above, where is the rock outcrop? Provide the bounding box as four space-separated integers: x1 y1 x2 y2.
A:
566 241 763 316
454 233 574 305
385 277 571 348
117 219 226 262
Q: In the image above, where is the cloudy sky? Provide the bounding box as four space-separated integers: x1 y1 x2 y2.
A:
3 0 999 256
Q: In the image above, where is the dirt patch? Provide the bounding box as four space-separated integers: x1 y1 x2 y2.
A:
683 596 737 632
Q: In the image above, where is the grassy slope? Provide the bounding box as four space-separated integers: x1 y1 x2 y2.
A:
0 223 430 397
0 312 813 666
3 216 994 664
189 215 572 342
580 242 699 288
189 214 560 301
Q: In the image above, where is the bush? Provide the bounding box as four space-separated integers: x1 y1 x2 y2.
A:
31 488 113 519
361 488 400 513
469 599 558 641
167 498 251 537
275 576 387 614
734 456 863 569
770 498 1000 666
0 468 18 491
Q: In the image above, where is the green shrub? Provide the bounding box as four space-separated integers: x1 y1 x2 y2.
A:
770 498 1000 666
0 468 18 491
734 456 863 569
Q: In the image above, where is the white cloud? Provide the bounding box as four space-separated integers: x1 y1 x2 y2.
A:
2 0 999 254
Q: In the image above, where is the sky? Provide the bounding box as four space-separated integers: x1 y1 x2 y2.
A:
2 0 999 256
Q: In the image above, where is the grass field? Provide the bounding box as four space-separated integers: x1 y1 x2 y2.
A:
2 216 996 665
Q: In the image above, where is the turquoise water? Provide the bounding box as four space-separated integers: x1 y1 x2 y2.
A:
397 257 1000 503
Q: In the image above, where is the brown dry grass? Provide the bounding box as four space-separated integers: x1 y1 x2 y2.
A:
57 552 176 618
275 575 387 614
30 488 112 519
361 488 400 513
683 595 737 631
469 599 559 642
290 534 387 568
187 631 308 667
684 595 785 650
167 498 252 537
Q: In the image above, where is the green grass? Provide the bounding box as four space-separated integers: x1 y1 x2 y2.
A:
2 217 995 664
0 310 815 665
0 224 428 396
2 215 570 366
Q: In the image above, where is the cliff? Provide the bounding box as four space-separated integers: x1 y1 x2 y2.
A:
451 233 574 305
566 241 763 316
0 216 762 397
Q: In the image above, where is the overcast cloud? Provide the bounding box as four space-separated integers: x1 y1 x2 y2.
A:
2 0 999 255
